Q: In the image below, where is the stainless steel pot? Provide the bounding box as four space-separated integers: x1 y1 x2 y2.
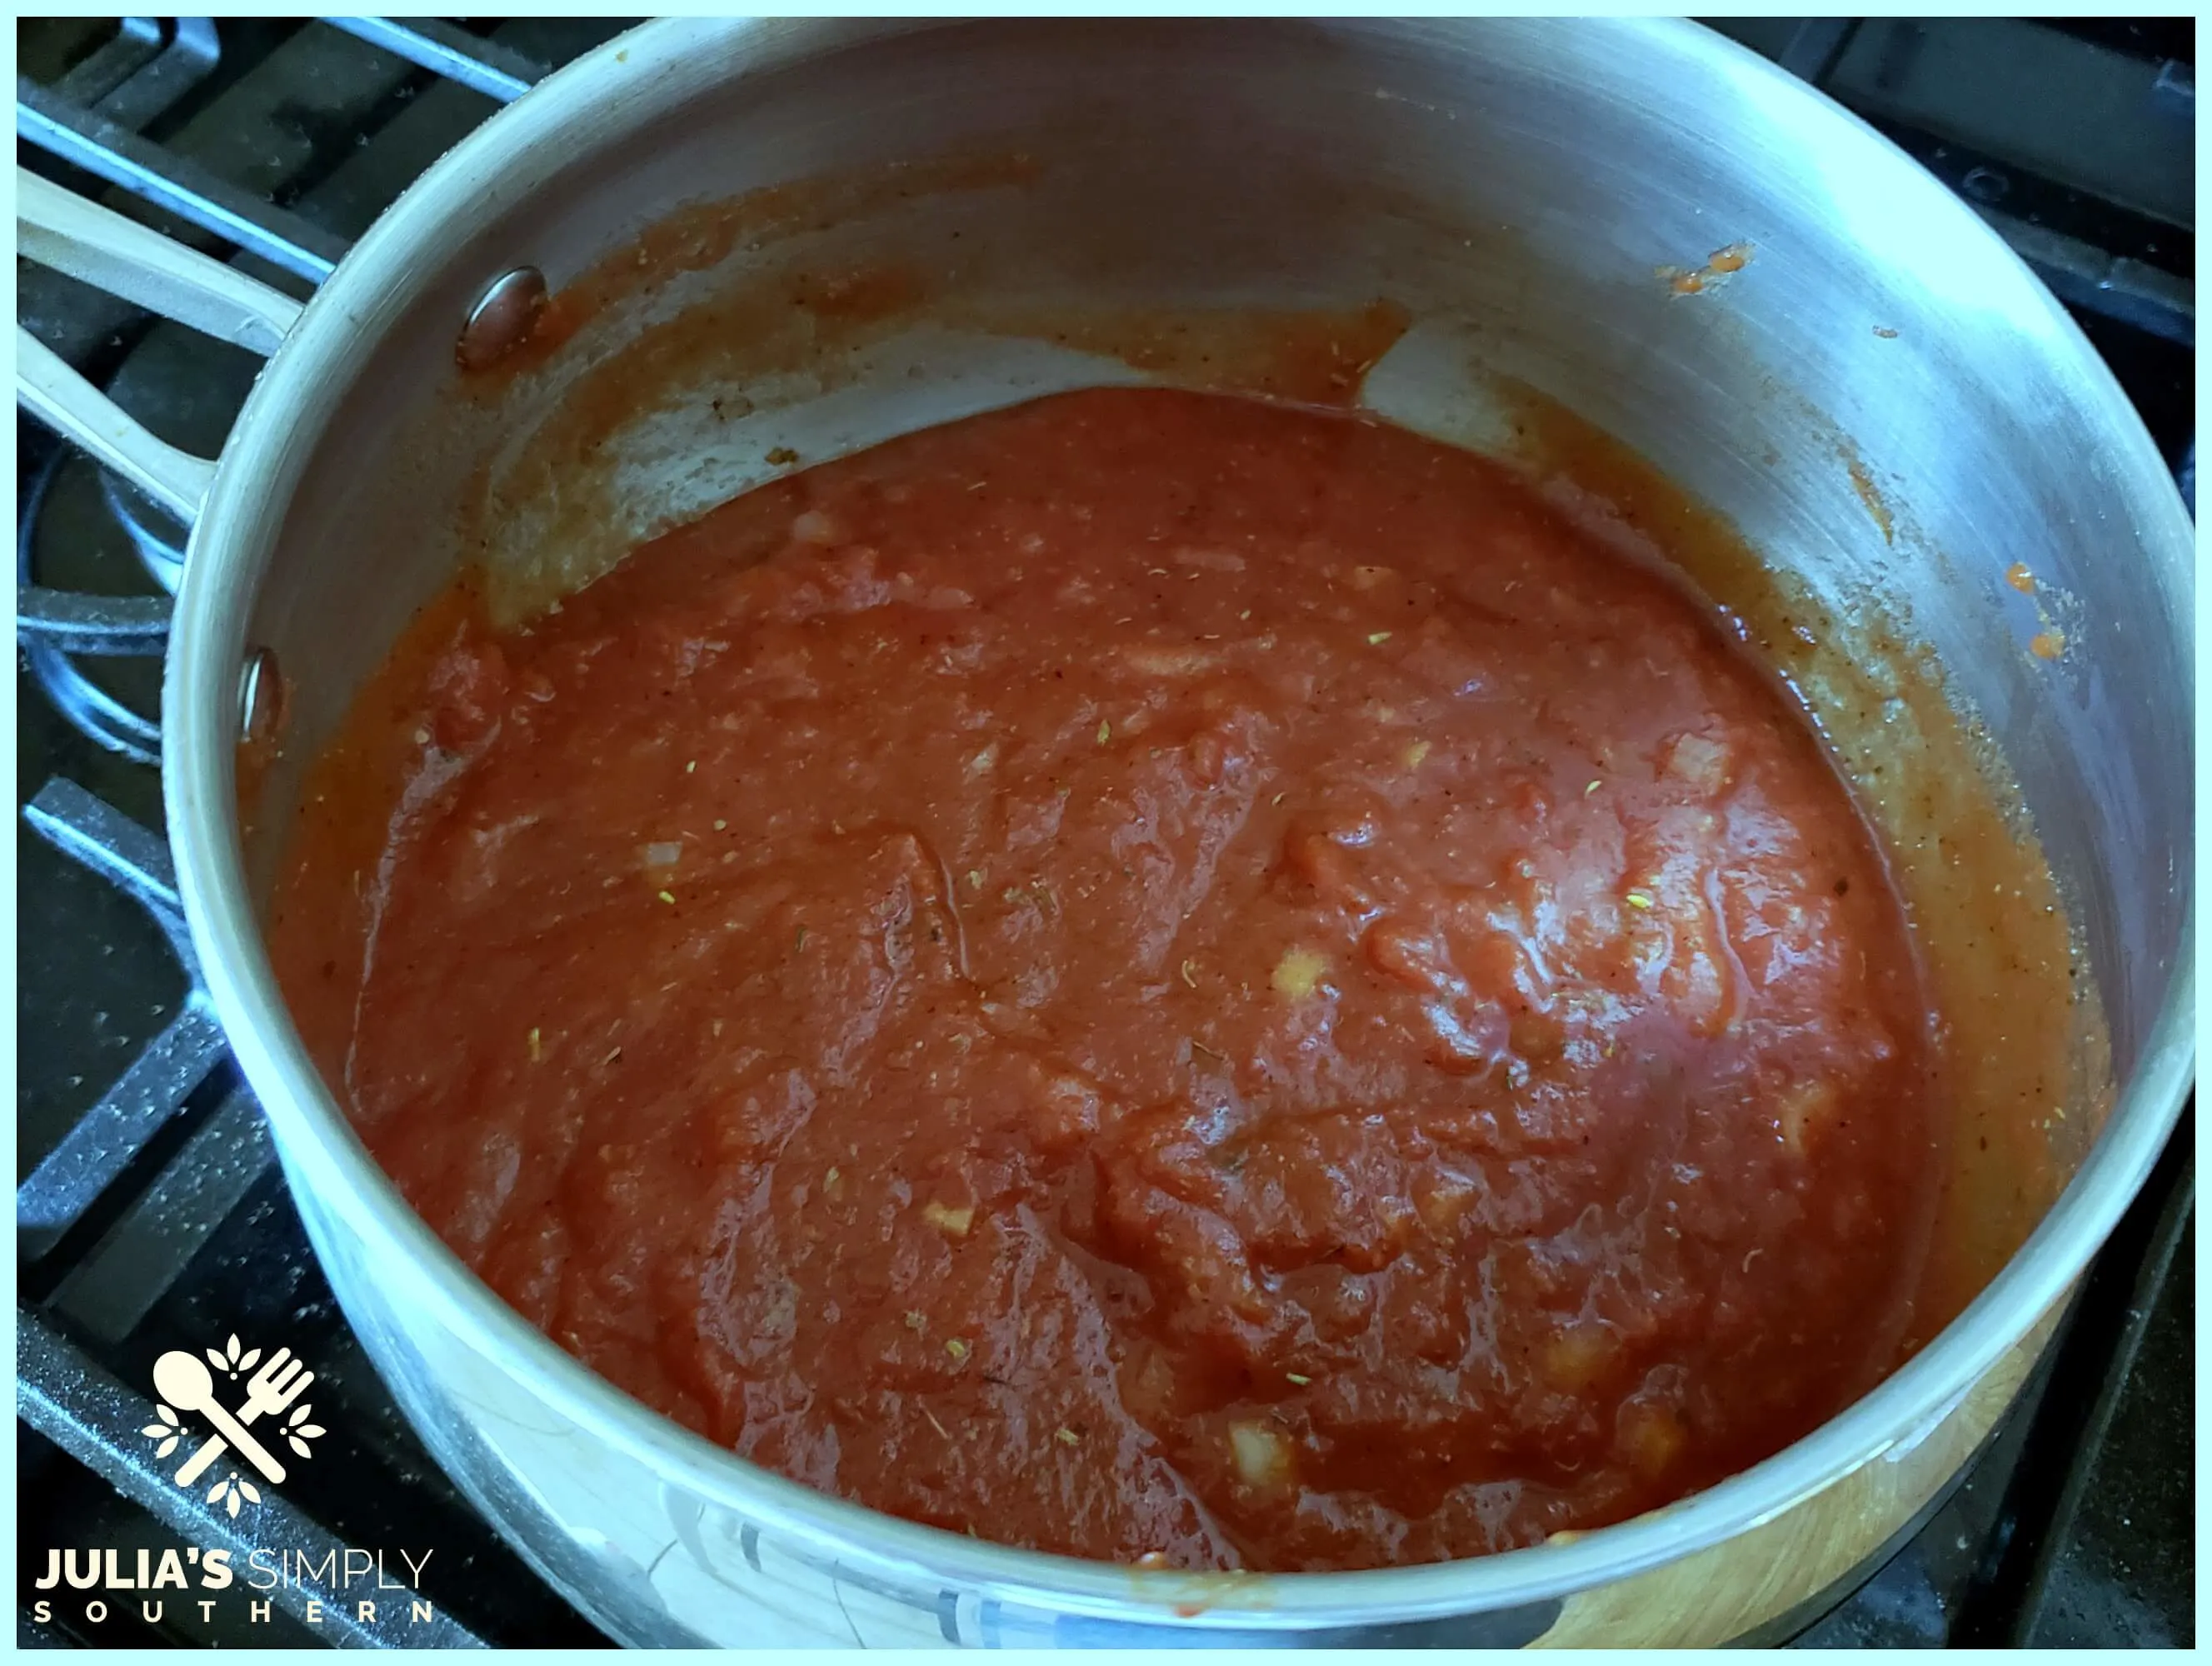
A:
18 18 2191 1647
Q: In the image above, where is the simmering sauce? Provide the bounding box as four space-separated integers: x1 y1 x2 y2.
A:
272 388 1942 1572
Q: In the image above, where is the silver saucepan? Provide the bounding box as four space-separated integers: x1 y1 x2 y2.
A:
17 18 2190 1648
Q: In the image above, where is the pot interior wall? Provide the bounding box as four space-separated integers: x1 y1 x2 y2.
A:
235 17 2185 1374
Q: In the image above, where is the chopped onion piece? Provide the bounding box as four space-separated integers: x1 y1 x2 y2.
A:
923 1200 974 1238
1229 1421 1292 1489
1271 947 1328 1000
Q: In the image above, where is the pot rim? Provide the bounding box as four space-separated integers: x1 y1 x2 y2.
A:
162 14 2195 1627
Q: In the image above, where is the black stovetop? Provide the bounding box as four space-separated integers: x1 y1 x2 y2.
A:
16 17 2194 1649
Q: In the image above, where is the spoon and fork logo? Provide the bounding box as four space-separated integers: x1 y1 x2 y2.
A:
141 1334 324 1516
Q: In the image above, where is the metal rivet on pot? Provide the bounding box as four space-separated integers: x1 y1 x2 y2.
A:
1960 165 2010 206
456 266 548 372
238 646 284 747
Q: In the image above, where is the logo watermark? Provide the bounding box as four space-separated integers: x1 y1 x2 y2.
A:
141 1333 322 1516
28 1328 442 1638
29 1545 440 1633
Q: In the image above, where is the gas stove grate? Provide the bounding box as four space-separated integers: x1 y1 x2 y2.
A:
19 21 625 1645
16 17 2193 1649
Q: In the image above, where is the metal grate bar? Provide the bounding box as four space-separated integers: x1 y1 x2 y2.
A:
17 635 164 762
18 777 222 1259
17 450 172 752
25 776 186 921
17 586 171 656
17 1307 488 1649
94 16 221 132
52 17 164 107
1983 207 2196 345
17 1001 230 1257
2151 57 2193 119
1777 17 1860 85
49 1086 277 1344
17 77 347 283
322 17 541 105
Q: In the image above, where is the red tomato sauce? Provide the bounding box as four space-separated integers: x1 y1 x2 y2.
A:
271 388 1942 1572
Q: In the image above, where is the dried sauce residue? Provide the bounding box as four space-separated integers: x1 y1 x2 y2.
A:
2005 563 2075 666
1845 456 1895 545
460 150 1045 391
2015 564 2076 664
1659 242 1754 297
979 298 1412 407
